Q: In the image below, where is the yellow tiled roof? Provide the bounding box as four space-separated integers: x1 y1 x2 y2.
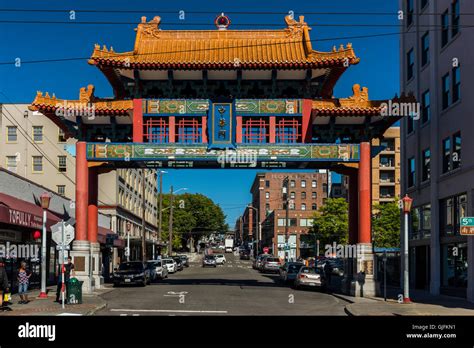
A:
89 15 359 69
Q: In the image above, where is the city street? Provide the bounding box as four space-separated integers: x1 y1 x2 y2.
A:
97 253 347 316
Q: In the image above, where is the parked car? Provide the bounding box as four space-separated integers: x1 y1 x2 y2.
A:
172 256 184 271
215 254 226 265
240 250 251 260
147 260 168 280
179 255 189 267
323 258 344 277
294 267 326 290
260 257 281 273
203 255 217 267
253 254 267 270
113 261 150 287
162 258 178 273
279 262 304 283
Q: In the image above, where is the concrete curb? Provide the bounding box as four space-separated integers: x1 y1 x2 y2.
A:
85 301 107 316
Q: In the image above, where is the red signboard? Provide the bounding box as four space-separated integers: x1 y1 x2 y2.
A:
263 247 269 254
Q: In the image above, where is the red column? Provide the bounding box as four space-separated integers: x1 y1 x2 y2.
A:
169 116 175 143
87 167 98 243
358 142 371 244
269 116 276 143
236 116 243 143
75 142 88 241
202 116 208 143
301 99 313 143
133 99 143 142
348 172 359 245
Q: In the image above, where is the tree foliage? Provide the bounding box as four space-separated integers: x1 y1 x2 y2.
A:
309 198 348 247
372 202 401 248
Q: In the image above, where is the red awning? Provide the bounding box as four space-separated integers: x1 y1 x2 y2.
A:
0 192 62 230
98 226 124 248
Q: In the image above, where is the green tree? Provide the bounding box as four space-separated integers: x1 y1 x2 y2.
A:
309 198 348 250
372 202 401 248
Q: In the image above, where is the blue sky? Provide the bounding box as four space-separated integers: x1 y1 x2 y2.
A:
0 0 400 225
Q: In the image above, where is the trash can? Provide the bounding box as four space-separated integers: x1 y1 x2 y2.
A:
66 278 83 304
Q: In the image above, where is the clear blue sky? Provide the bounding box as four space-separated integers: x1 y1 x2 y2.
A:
0 0 400 226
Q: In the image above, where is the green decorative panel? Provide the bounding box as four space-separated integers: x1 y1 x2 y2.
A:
235 99 302 115
144 99 209 114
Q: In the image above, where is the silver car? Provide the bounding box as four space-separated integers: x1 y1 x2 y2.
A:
260 257 281 273
294 267 326 290
162 258 177 273
147 260 168 280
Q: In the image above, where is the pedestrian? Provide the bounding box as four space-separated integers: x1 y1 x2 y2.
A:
0 258 12 311
55 256 75 304
17 261 32 304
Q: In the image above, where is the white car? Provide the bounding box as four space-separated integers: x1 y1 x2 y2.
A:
162 258 177 273
147 260 168 280
215 254 226 265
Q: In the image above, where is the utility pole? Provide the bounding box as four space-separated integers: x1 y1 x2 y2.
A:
141 168 147 262
168 185 174 256
158 171 164 247
282 176 289 263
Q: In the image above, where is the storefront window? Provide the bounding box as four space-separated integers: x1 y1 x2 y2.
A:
441 194 467 236
441 243 467 288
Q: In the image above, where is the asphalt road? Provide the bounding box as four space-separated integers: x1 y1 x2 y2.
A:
96 252 347 316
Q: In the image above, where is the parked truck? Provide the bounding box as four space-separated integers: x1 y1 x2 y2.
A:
225 238 234 253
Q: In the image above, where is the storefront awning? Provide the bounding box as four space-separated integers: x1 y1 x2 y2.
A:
0 192 62 230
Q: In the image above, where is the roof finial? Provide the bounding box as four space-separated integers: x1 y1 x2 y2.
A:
215 13 231 30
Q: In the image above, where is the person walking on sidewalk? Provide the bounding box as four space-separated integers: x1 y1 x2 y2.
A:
55 256 75 303
0 258 12 311
17 261 32 304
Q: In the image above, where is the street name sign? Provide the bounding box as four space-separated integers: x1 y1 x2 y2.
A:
460 218 474 236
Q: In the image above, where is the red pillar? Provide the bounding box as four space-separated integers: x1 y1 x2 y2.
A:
133 99 143 142
358 142 371 244
202 116 208 143
75 142 88 241
87 167 98 243
348 172 359 245
269 116 276 143
169 116 175 143
301 99 313 143
236 116 242 143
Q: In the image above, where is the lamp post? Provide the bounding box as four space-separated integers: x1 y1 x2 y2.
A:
126 221 131 262
402 194 413 303
247 205 259 257
38 192 51 299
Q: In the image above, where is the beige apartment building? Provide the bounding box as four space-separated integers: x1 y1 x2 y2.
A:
0 104 159 269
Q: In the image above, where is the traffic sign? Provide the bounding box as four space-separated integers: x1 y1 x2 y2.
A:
51 221 75 246
460 217 474 227
460 226 474 236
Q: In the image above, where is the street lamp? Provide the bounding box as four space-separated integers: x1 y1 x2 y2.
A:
247 205 260 257
402 194 413 303
168 187 188 256
38 192 51 299
126 221 131 262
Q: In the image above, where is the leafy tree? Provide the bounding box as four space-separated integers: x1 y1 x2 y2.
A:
372 202 401 248
309 198 348 250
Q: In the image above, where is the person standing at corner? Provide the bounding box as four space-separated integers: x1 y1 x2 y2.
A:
17 261 32 304
55 256 75 303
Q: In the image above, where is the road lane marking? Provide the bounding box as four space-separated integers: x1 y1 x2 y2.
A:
110 309 228 314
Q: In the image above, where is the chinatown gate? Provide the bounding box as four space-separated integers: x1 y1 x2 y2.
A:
30 14 409 296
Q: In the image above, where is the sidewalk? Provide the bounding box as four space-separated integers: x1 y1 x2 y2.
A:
338 288 474 316
0 284 113 316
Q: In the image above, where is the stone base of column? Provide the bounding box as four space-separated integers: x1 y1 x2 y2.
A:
90 242 103 289
340 258 355 295
348 243 378 297
70 240 93 293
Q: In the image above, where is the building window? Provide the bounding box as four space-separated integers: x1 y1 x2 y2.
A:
441 10 449 47
380 155 394 168
441 193 467 236
420 0 428 10
312 192 317 199
407 48 414 81
421 90 430 124
442 73 450 109
6 156 17 173
452 66 461 103
312 180 317 188
242 117 268 143
406 0 414 27
32 156 43 173
422 148 431 182
7 126 17 142
57 185 65 196
290 192 295 199
176 117 202 143
145 118 169 143
58 129 67 143
408 157 415 187
442 137 451 173
421 32 429 66
322 183 328 196
301 192 306 199
32 126 43 142
290 180 295 188
407 114 414 134
301 180 306 188
453 132 461 170
265 192 270 199
452 0 460 37
300 219 314 227
275 117 301 143
265 203 270 212
312 203 317 211
442 243 467 288
265 180 270 188
58 156 67 172
277 218 297 227
301 203 306 211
